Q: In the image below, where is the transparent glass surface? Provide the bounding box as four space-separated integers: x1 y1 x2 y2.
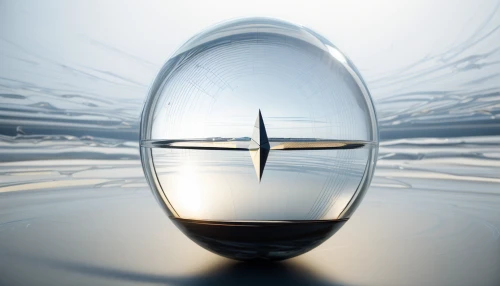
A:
140 18 378 223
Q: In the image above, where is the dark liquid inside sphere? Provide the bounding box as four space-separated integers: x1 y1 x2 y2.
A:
171 218 347 261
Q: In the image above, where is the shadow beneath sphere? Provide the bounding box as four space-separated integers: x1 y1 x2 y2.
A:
20 254 347 286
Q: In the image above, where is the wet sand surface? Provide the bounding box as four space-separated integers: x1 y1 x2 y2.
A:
1 137 499 286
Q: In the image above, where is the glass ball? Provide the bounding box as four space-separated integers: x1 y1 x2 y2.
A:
140 18 378 261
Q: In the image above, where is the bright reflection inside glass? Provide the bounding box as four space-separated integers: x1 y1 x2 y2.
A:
140 17 378 261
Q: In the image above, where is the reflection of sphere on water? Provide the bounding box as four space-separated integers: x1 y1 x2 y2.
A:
140 18 378 261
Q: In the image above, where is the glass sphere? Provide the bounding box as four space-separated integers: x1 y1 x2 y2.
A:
140 18 378 261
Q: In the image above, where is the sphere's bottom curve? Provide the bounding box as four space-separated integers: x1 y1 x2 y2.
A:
171 217 347 261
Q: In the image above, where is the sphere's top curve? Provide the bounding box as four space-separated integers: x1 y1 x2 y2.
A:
146 17 378 143
173 17 330 59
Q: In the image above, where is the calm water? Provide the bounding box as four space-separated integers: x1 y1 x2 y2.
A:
1 1 500 285
149 146 373 221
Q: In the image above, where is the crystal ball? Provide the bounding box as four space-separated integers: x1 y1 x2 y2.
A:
140 18 378 261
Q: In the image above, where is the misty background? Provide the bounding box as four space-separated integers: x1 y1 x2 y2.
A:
1 0 499 145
